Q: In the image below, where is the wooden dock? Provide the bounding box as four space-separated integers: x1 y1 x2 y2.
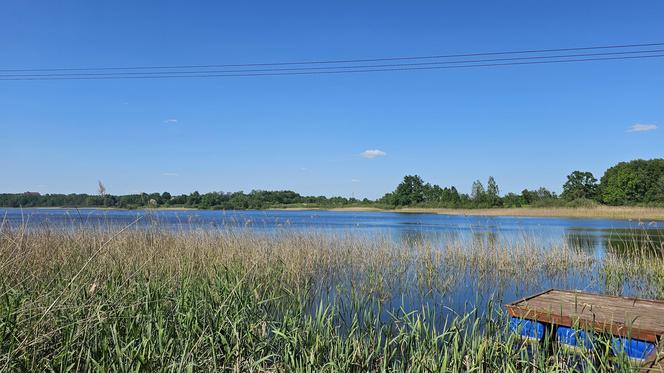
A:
506 289 664 370
506 289 664 342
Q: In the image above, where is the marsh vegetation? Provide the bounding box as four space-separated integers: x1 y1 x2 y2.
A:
1 217 663 371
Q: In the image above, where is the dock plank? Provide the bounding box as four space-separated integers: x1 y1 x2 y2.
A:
506 289 664 343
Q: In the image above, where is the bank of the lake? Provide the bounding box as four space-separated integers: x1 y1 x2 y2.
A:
272 206 664 221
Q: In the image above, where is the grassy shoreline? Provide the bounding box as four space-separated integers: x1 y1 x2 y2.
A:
274 206 664 221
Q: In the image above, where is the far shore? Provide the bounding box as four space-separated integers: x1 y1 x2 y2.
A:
271 206 664 221
22 206 199 211
6 205 664 221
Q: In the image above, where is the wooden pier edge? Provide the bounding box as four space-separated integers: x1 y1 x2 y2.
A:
505 288 664 371
505 289 664 342
505 303 660 342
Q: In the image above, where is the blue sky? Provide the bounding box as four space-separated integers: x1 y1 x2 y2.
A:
1 1 663 199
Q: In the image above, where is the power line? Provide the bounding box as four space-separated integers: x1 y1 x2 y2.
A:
1 41 663 73
2 48 663 78
2 54 663 81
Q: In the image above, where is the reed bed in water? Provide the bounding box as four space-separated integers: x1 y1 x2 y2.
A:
0 225 661 371
600 229 664 299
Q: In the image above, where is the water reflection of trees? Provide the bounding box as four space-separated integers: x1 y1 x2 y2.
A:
602 229 664 258
397 229 460 246
564 232 599 254
563 228 664 259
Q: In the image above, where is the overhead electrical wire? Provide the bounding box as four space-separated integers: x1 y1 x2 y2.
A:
2 41 663 72
2 48 664 78
2 54 663 81
1 42 663 81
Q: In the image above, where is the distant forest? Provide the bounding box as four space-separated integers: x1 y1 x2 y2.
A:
2 159 664 210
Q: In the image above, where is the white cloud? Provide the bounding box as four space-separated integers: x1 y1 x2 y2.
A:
360 149 387 159
163 119 178 124
162 172 179 177
351 179 361 183
627 123 657 132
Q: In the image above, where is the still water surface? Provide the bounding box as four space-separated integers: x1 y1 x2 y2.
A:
3 207 662 253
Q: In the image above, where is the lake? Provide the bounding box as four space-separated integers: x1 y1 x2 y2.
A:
2 207 663 253
3 207 664 318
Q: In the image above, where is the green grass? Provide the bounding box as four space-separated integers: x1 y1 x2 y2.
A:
1 225 662 371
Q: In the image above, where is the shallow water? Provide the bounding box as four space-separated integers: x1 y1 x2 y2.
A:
2 207 663 319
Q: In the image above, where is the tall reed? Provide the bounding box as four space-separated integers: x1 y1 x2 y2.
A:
0 224 661 371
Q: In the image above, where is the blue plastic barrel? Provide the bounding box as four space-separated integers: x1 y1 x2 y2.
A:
509 317 545 341
611 337 656 361
556 326 593 350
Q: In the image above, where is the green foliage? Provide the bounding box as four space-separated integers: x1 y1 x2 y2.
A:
561 171 598 201
4 158 664 210
502 193 523 207
0 190 366 210
392 175 425 206
380 176 502 209
471 180 485 202
378 176 463 208
520 187 559 207
486 176 501 207
564 197 599 208
599 159 664 205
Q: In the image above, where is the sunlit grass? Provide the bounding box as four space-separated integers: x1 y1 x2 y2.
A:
0 224 662 371
391 206 664 221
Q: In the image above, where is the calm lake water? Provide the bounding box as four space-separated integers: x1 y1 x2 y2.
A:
3 207 663 252
3 207 664 318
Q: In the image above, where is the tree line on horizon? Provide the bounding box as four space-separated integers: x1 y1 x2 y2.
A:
1 159 663 210
380 159 664 208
